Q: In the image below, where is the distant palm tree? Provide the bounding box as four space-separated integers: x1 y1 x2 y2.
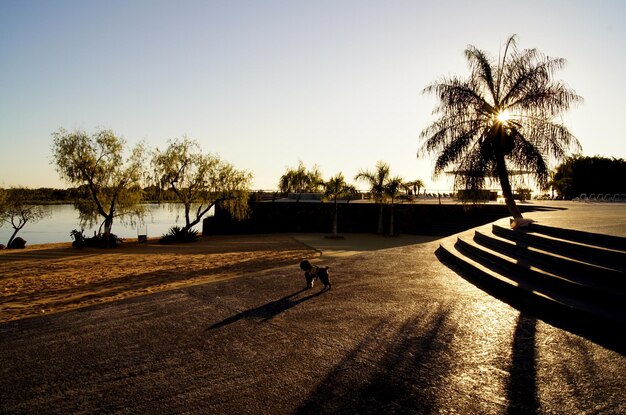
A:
406 179 425 197
355 161 390 234
419 35 582 227
385 176 404 236
323 173 357 237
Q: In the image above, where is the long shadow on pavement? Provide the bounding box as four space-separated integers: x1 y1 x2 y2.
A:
506 314 539 415
296 309 454 414
207 288 328 330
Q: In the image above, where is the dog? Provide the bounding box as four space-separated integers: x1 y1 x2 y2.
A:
299 260 331 290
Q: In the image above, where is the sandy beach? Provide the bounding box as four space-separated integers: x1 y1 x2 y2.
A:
0 235 318 323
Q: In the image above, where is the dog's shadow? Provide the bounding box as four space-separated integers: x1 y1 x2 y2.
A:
207 287 328 331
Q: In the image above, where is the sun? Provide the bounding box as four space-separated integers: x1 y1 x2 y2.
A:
497 109 511 123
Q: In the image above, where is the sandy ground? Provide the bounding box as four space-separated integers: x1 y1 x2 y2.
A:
0 235 319 323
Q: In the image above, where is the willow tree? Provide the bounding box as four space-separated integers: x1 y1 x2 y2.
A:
51 128 145 237
152 138 252 234
323 173 357 237
278 161 323 200
355 161 390 234
419 35 581 227
0 187 49 247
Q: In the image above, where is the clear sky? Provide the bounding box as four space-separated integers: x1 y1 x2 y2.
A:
1 0 625 191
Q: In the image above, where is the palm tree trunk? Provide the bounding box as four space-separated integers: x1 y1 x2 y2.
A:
495 151 523 221
377 203 384 234
389 202 394 236
333 200 338 236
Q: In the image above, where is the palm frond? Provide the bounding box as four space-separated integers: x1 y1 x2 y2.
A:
508 130 550 185
465 45 497 102
432 125 483 176
424 78 491 115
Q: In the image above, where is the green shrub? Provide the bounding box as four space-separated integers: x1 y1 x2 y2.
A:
456 189 496 202
159 226 199 244
70 229 122 248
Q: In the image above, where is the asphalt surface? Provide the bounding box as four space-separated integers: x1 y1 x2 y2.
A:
511 200 626 237
1 202 625 414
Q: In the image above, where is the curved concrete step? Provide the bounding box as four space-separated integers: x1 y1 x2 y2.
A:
437 240 626 326
492 225 626 271
528 223 626 251
473 231 626 293
454 237 625 312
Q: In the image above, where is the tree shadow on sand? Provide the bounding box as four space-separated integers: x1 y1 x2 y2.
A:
207 287 328 330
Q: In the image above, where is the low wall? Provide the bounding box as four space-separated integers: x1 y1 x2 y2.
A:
203 201 547 237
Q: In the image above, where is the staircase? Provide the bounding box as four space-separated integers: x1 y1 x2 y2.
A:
437 223 626 328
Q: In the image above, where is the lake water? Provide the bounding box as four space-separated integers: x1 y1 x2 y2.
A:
0 204 210 245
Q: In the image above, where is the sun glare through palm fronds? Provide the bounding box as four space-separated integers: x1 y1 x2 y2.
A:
419 34 582 223
497 109 511 123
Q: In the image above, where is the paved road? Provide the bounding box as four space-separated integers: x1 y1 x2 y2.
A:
1 229 624 414
515 200 626 237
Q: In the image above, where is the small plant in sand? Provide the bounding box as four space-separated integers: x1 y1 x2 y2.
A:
70 228 122 248
159 226 199 244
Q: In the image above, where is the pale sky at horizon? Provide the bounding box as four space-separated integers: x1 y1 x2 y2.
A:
1 0 625 191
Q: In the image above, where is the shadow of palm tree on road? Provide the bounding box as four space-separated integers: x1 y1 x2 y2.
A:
506 314 539 415
207 287 328 330
296 309 454 414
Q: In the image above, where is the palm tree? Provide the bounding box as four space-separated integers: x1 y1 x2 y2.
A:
419 35 581 227
405 179 425 197
354 161 390 234
385 176 404 236
323 173 356 237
